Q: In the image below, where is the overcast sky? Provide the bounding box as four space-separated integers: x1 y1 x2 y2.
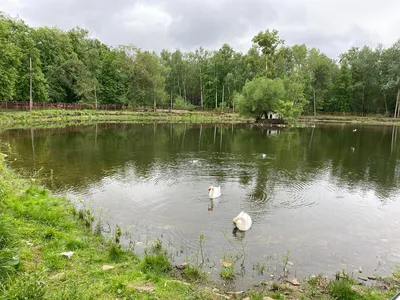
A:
1 0 400 58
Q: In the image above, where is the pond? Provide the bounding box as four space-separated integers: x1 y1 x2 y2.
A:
1 123 400 288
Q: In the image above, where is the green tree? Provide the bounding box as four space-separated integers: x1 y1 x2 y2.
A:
235 77 285 120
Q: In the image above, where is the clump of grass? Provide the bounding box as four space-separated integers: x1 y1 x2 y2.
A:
181 234 207 282
220 253 236 280
42 227 58 240
108 243 126 262
220 266 235 280
328 279 360 300
65 237 86 250
1 272 46 299
141 253 171 275
0 216 19 279
141 239 171 275
183 265 206 282
253 261 265 276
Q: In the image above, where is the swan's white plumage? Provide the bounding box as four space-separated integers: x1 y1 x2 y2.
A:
233 211 252 231
208 186 221 199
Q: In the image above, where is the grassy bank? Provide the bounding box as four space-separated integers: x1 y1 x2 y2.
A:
1 155 399 299
0 110 249 130
300 114 400 125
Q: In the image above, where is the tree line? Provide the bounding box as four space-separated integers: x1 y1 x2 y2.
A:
1 12 399 117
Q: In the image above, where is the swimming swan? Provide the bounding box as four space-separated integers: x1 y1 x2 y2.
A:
208 186 221 199
233 211 252 231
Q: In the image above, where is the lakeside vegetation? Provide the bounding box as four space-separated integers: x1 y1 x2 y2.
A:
1 12 400 120
0 110 249 129
1 153 399 299
2 110 400 131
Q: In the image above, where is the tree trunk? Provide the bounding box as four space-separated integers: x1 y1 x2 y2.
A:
222 85 225 113
383 92 388 115
361 85 365 117
215 78 218 109
178 78 182 97
313 88 316 117
170 91 173 111
228 85 231 113
395 89 400 118
153 88 157 112
183 78 187 103
200 65 204 110
94 85 97 109
30 57 33 112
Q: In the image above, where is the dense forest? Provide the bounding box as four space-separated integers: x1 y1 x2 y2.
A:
0 12 400 117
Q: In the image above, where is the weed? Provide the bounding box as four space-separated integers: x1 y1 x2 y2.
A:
328 278 360 300
141 253 171 275
65 238 86 250
220 266 235 280
183 265 206 282
108 243 125 262
253 261 265 276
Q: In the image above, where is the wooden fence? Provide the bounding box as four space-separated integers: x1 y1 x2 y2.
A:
0 101 237 113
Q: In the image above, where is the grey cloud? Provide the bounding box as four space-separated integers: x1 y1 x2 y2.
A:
282 25 380 58
1 0 398 58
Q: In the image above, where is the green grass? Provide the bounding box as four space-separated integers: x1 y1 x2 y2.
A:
0 109 249 130
0 156 212 299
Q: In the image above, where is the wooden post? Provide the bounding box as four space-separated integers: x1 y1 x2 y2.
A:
29 57 33 112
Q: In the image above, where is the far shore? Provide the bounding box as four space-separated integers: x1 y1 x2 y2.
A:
1 109 400 130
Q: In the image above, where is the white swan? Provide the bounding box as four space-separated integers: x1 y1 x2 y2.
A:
261 154 267 159
208 186 221 199
353 129 357 132
233 211 252 231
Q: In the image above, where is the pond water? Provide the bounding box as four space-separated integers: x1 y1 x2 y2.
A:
1 123 400 288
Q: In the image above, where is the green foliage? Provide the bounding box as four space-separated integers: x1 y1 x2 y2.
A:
0 215 19 279
1 13 400 117
235 76 285 120
173 95 194 110
328 279 360 300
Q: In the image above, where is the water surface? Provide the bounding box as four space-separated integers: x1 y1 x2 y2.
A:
1 123 400 288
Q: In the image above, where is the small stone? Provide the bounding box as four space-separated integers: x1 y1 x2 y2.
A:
175 263 188 270
358 275 368 281
168 280 191 286
287 261 294 266
263 297 274 300
242 297 250 300
285 278 300 286
226 291 244 295
212 288 219 293
60 251 74 259
134 285 155 292
215 293 230 299
101 265 115 271
358 267 363 273
49 272 65 279
220 259 232 268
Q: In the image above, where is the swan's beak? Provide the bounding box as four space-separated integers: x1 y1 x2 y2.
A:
208 188 211 192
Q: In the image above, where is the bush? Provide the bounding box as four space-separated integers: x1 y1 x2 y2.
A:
173 96 195 110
